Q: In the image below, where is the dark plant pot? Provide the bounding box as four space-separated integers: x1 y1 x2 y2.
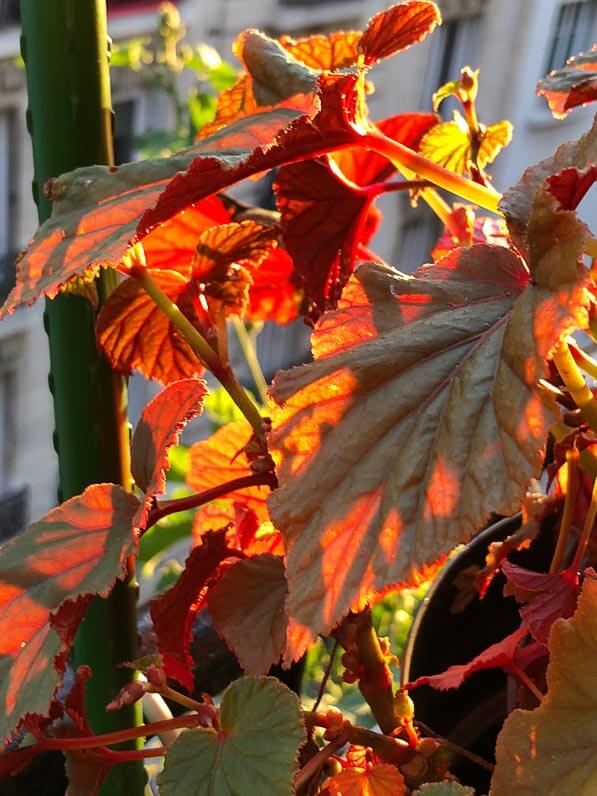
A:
400 513 557 794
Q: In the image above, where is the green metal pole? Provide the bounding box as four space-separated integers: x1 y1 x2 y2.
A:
19 2 144 793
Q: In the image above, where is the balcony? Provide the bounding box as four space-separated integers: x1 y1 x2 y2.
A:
0 0 18 27
0 485 29 541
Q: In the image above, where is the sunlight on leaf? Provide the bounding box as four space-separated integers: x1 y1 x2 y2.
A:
358 1 441 66
537 48 597 119
327 763 406 795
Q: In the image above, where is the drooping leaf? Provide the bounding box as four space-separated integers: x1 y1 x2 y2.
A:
187 420 272 530
327 763 406 795
492 573 597 795
141 196 231 275
502 561 578 645
419 113 512 174
158 676 305 796
0 484 140 743
405 627 527 691
280 31 361 70
269 218 592 654
412 784 475 795
0 85 321 318
537 48 597 118
96 269 208 385
357 1 441 66
208 554 288 675
131 378 207 495
276 112 436 315
150 529 235 689
500 116 597 253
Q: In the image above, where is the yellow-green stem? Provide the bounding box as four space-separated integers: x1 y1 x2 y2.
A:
134 265 264 436
568 340 597 380
571 474 597 572
552 341 597 434
550 447 579 574
232 316 269 404
364 128 502 215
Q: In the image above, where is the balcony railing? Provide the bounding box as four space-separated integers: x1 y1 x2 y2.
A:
0 252 17 307
0 0 19 27
0 485 29 541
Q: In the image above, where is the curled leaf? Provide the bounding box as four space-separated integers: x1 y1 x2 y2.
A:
537 47 597 119
358 1 441 66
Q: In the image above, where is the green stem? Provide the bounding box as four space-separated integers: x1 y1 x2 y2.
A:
364 128 502 214
133 262 265 436
231 316 269 404
352 609 397 735
552 340 597 434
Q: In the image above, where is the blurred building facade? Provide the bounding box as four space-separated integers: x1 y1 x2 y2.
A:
0 0 595 532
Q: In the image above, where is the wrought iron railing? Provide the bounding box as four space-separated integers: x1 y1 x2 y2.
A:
0 485 29 541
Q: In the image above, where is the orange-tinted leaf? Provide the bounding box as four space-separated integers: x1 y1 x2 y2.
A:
196 76 258 140
431 205 509 262
208 554 288 675
405 627 526 691
96 270 207 385
131 377 207 496
150 529 235 689
187 421 272 531
142 196 231 276
358 1 440 66
502 562 578 645
276 112 436 316
246 247 301 325
279 31 361 70
230 504 285 557
537 47 597 118
0 87 320 319
327 763 406 795
270 223 591 654
545 164 597 211
193 220 278 279
492 573 597 794
500 116 596 255
0 484 140 742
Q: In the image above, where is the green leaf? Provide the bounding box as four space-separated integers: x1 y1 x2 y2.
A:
432 79 461 111
138 500 194 563
413 784 475 795
188 91 217 133
270 230 592 656
167 445 190 481
492 573 597 795
158 676 305 795
204 385 258 428
208 61 240 92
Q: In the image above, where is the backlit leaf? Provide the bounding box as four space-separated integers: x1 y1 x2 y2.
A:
545 164 597 211
208 554 288 675
131 378 207 494
280 31 361 70
276 112 436 315
419 113 511 174
431 205 509 262
478 119 513 168
193 220 278 280
269 224 592 654
187 420 272 530
150 529 234 689
246 247 301 325
327 763 406 795
0 484 139 742
537 48 597 118
158 676 305 796
405 627 526 691
358 1 441 66
502 561 578 645
492 573 597 795
96 269 207 385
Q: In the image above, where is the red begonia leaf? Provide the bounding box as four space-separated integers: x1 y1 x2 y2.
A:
327 763 406 795
502 561 579 645
208 554 288 675
230 504 284 557
280 31 361 70
196 76 258 141
141 196 231 276
545 164 597 211
193 220 278 280
357 1 441 66
0 745 40 780
405 627 527 691
131 377 207 495
96 269 208 385
0 484 140 743
0 83 320 319
270 196 591 656
64 747 114 796
187 421 272 532
246 247 301 325
537 48 597 119
150 529 236 689
276 112 436 316
431 205 509 262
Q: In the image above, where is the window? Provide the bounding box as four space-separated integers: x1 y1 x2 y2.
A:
544 1 597 73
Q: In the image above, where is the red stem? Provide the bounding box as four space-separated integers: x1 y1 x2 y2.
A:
146 472 278 527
